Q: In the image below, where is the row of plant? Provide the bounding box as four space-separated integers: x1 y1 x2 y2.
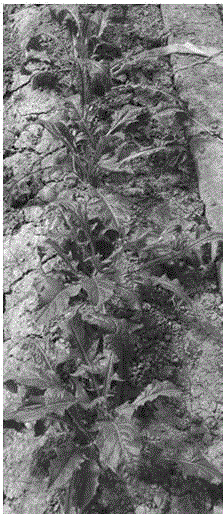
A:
4 5 223 513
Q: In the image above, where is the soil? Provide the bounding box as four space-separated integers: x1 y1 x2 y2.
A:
3 5 223 514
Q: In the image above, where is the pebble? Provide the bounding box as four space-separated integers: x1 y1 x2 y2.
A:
36 184 58 203
25 422 33 430
213 506 223 514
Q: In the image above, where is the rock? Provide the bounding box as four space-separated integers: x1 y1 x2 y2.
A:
161 5 223 232
4 152 39 181
23 206 43 223
4 430 47 500
4 224 44 291
4 506 17 514
11 6 42 53
213 506 223 514
35 183 58 204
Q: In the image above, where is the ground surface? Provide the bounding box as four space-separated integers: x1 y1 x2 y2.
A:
3 5 223 514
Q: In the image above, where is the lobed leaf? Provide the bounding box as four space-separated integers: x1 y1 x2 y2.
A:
64 5 81 32
141 231 223 269
71 349 118 379
94 415 141 472
217 259 223 298
123 229 159 252
133 380 182 406
74 378 91 406
33 273 65 306
90 187 131 234
115 380 182 419
43 237 79 271
147 42 223 67
112 43 223 75
4 360 61 389
80 275 99 305
54 121 76 149
99 155 134 174
76 59 93 107
149 274 193 306
66 311 89 356
91 272 115 306
115 284 142 311
107 105 142 135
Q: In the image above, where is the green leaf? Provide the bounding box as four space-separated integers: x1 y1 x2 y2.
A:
138 273 193 306
140 231 223 268
71 349 118 378
79 274 114 307
33 273 65 307
97 8 110 38
99 145 174 171
99 155 134 174
115 284 142 311
90 188 131 234
95 273 115 305
148 42 223 67
64 99 82 121
176 448 223 484
4 365 61 390
107 105 142 135
118 145 173 164
35 283 82 327
185 232 223 254
151 274 193 305
74 378 91 406
74 305 128 334
132 380 182 410
217 259 223 299
112 43 223 75
54 121 76 149
66 312 88 355
44 388 75 406
94 133 124 163
94 416 141 472
115 380 182 420
102 352 123 401
66 460 100 514
123 229 159 252
45 237 77 272
4 398 76 423
80 276 99 306
76 59 93 107
48 448 84 491
152 108 186 120
37 119 75 153
64 5 81 31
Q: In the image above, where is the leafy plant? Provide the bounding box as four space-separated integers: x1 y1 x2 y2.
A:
35 97 180 187
17 6 182 186
20 5 116 97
